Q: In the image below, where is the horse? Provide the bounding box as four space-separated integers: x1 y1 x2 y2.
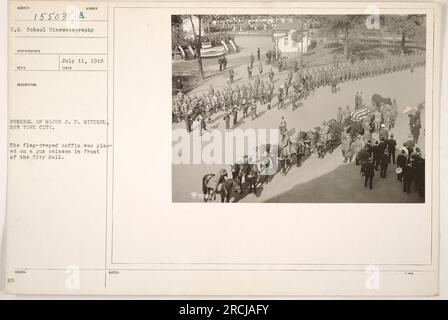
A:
290 139 305 167
371 93 392 109
201 173 241 202
220 178 242 202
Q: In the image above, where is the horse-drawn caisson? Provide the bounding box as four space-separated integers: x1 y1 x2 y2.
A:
201 93 394 202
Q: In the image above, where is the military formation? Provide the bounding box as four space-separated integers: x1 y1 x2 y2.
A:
172 51 425 132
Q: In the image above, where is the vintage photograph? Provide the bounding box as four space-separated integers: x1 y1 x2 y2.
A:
171 14 427 203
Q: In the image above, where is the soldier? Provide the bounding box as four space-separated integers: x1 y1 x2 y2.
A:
254 75 260 90
279 117 287 136
247 65 252 80
343 105 351 123
258 61 263 76
176 79 183 92
268 68 274 83
232 105 238 128
266 50 272 64
284 79 289 96
373 109 382 132
331 73 337 93
337 106 344 124
266 83 273 110
287 70 293 86
185 111 192 133
242 98 249 118
257 47 261 61
218 56 223 71
354 92 360 110
224 111 230 129
291 90 298 111
277 86 284 109
341 132 352 163
294 59 299 73
222 55 227 70
390 99 398 129
250 98 258 120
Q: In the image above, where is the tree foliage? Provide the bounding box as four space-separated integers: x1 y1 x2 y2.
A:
385 15 426 51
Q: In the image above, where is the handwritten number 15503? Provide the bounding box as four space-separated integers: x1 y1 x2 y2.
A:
33 12 67 21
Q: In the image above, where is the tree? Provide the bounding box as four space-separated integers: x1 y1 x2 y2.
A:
171 15 184 50
325 15 364 59
385 15 425 53
189 15 205 80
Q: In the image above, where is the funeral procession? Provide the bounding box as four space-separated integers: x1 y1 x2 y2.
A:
171 14 426 203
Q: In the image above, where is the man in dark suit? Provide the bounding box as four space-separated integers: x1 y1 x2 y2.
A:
372 141 382 170
387 134 397 164
380 150 390 178
396 149 407 181
402 161 415 193
413 155 425 198
363 159 375 189
365 140 373 157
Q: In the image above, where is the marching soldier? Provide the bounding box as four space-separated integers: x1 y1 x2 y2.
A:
250 98 258 120
232 105 238 128
224 111 230 129
268 68 274 83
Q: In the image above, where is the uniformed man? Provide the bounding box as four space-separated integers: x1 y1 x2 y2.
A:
277 86 284 109
268 68 274 83
222 55 227 70
250 98 258 120
279 117 287 136
224 111 231 129
247 65 252 80
337 106 344 123
218 56 223 71
232 105 238 128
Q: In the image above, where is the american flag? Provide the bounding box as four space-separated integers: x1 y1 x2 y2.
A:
350 107 371 121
